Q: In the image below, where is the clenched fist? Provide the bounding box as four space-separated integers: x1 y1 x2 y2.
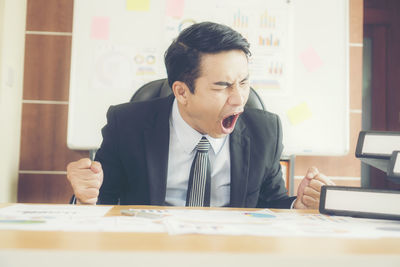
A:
66 158 103 204
294 166 335 209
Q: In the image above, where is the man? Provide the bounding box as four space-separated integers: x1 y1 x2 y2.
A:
67 22 334 208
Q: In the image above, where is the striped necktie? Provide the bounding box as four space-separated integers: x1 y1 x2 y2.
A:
186 137 211 207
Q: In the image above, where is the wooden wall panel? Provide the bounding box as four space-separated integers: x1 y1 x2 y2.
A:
23 34 72 101
386 1 400 132
18 0 86 204
350 0 364 43
18 174 73 203
350 47 363 110
19 103 87 171
26 0 73 32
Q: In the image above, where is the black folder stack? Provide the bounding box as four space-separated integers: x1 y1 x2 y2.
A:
319 131 400 220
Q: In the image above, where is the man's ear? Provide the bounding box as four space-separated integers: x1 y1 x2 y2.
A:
172 81 189 105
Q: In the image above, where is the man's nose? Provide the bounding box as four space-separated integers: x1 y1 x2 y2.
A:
228 86 246 106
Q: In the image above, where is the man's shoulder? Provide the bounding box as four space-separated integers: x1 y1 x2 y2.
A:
104 95 174 131
238 108 282 139
110 95 174 118
111 94 174 114
241 108 280 125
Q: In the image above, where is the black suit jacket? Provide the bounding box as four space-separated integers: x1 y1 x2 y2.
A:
95 95 295 208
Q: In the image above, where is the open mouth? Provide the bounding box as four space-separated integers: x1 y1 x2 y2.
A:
222 112 242 132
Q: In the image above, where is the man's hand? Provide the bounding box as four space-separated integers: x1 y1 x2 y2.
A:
66 158 104 205
294 166 335 209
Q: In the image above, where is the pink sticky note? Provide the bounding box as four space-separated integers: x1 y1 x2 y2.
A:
166 0 184 17
299 47 323 72
90 17 110 40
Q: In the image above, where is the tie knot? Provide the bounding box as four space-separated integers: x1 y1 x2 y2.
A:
196 137 210 153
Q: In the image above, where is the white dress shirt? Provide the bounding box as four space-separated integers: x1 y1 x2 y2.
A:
165 99 231 207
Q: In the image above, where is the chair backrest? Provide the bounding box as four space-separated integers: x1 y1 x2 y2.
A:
130 78 266 111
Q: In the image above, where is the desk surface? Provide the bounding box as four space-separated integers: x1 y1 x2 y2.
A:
1 204 400 267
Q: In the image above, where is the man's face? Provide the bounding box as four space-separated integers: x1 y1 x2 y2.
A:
176 50 250 138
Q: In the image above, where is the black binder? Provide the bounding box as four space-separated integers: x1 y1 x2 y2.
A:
319 185 400 221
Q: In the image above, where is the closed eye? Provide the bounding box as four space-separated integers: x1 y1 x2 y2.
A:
213 81 233 88
212 75 249 89
240 75 249 86
212 88 226 92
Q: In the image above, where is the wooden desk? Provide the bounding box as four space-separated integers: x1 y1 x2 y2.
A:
0 204 399 267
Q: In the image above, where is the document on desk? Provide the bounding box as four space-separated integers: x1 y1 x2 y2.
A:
0 204 113 231
0 204 166 232
0 204 112 217
1 205 400 238
118 208 400 238
163 210 400 238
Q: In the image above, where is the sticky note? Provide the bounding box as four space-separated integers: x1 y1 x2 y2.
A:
126 0 150 11
299 47 323 72
287 102 312 125
90 17 110 40
166 0 184 17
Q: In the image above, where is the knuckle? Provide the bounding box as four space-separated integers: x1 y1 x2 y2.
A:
75 189 85 199
303 186 310 195
93 180 101 189
93 188 100 196
311 166 319 172
66 164 75 177
311 179 321 187
80 158 90 164
303 195 314 206
93 161 101 168
88 188 99 198
78 158 92 168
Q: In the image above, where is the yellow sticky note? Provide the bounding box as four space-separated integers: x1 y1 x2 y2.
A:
287 102 312 125
126 0 150 11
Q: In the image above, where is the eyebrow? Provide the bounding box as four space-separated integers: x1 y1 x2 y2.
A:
213 75 249 87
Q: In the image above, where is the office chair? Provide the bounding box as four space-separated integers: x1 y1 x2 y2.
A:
130 78 266 111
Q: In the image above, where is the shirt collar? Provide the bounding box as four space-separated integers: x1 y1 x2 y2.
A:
170 99 227 155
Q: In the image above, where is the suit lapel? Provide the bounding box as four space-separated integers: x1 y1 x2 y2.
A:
144 95 174 205
229 118 250 207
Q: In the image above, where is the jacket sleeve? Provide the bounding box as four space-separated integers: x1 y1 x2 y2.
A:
95 106 125 204
256 115 296 208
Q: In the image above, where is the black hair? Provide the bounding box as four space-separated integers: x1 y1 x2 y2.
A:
164 22 251 93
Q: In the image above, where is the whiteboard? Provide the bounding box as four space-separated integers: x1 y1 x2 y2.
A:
67 0 349 156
